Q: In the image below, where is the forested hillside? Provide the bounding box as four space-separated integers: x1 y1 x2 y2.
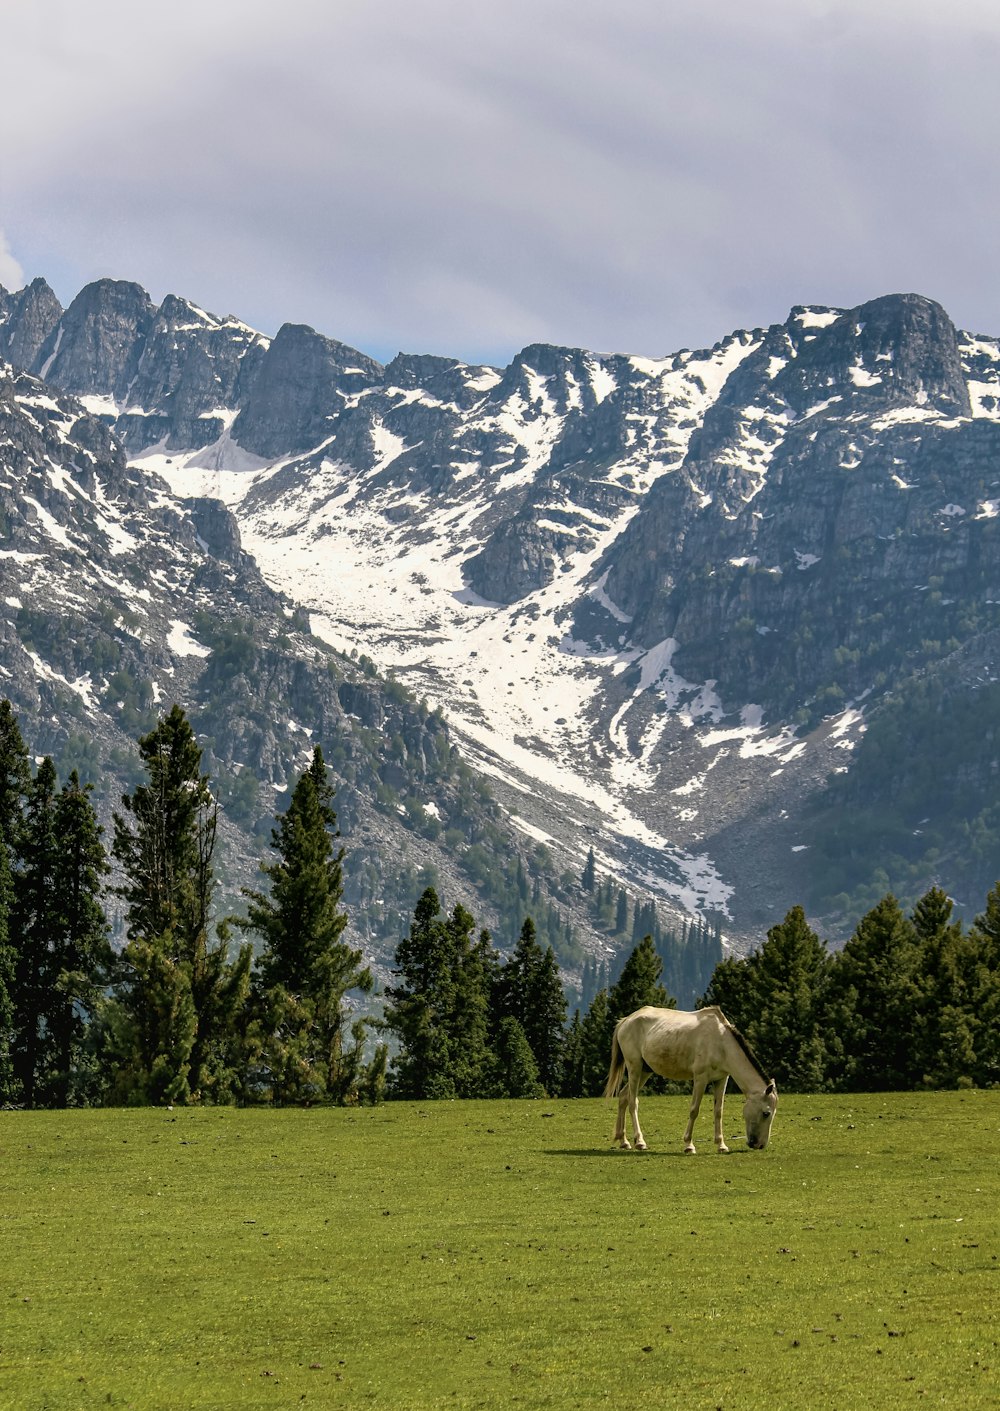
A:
3 693 998 1109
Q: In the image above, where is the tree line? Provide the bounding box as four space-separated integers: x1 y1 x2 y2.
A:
2 695 999 1107
703 890 1000 1092
0 700 383 1108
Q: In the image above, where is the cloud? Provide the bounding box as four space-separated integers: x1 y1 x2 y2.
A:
0 231 24 291
3 1 1000 362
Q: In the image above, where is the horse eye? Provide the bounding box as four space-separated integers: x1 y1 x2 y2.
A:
763 1110 772 1120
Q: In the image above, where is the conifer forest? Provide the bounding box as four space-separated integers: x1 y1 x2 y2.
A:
1 695 999 1111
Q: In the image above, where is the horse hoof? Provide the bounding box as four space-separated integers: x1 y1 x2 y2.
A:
635 1142 647 1152
684 1145 696 1155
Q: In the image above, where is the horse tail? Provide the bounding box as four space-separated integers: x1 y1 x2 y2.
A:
603 1024 626 1100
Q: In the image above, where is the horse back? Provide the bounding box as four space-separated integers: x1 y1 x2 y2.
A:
616 1006 730 1082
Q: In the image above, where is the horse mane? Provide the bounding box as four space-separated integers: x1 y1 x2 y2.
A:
722 1017 768 1082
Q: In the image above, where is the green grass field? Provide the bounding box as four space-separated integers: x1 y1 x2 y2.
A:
2 1091 998 1410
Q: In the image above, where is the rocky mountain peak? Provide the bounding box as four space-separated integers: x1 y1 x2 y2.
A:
782 292 970 417
0 276 63 370
230 321 383 458
32 277 156 401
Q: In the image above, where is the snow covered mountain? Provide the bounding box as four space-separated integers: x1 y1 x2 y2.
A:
0 356 575 983
4 277 1000 947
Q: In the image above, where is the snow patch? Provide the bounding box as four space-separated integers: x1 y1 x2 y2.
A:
167 620 212 658
795 308 841 329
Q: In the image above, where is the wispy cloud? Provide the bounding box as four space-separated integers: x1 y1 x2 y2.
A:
0 230 24 291
2 1 1000 362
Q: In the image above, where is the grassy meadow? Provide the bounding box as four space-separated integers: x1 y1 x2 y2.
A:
1 1091 998 1409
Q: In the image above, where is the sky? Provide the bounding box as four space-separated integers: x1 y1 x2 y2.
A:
3 0 1000 367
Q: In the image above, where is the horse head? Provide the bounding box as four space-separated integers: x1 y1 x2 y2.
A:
743 1079 778 1149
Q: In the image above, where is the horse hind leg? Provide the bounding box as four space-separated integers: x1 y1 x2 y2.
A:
613 1087 630 1149
629 1069 651 1151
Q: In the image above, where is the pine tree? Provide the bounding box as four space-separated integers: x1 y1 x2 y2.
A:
615 887 628 935
492 1016 544 1097
441 906 495 1099
11 758 61 1106
384 887 449 1099
0 835 16 1105
241 747 379 1104
699 952 754 1025
524 944 566 1094
559 1009 584 1097
741 906 830 1092
910 886 975 1088
0 702 29 1104
108 706 251 1104
966 881 1000 1087
0 699 30 853
494 918 566 1094
384 889 494 1099
826 893 921 1091
578 988 614 1096
581 847 596 893
607 934 673 1020
44 772 113 1107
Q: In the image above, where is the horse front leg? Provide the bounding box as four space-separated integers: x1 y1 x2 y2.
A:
683 1077 708 1154
713 1076 730 1153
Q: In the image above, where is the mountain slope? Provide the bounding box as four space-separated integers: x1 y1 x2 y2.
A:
0 359 602 988
4 277 1000 944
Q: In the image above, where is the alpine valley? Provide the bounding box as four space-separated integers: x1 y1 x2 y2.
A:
3 275 1000 991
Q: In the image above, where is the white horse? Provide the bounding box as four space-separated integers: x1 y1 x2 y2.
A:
604 1005 778 1154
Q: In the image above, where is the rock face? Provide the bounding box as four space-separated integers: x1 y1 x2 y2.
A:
231 322 382 457
7 278 1000 944
595 294 996 718
0 277 63 369
1 279 379 457
31 279 156 400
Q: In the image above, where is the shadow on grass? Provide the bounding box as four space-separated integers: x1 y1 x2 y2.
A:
542 1146 757 1159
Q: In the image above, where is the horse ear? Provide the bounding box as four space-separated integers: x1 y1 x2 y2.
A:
765 1079 777 1096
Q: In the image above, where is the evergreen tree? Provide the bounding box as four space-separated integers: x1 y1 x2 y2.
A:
494 918 566 1094
443 907 495 1099
910 886 975 1088
742 906 830 1092
0 699 30 853
699 953 754 1027
384 887 450 1099
607 935 673 1020
966 881 1000 1087
525 944 567 1094
241 747 380 1104
384 888 494 1099
491 1016 544 1097
826 893 921 1091
108 706 251 1104
0 702 29 1104
0 836 15 1105
11 758 60 1106
44 772 113 1106
559 1009 584 1097
615 887 628 935
581 847 596 893
578 988 614 1096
